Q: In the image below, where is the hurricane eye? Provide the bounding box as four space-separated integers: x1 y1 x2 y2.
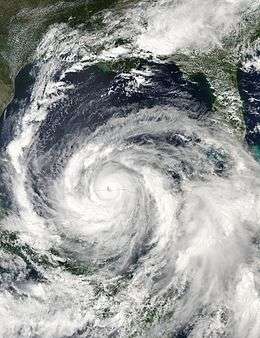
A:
0 1 260 337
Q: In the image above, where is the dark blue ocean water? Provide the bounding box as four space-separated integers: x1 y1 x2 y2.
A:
238 65 260 161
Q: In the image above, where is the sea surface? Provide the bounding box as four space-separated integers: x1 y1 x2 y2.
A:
0 1 260 337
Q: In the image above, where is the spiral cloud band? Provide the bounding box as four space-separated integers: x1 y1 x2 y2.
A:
0 6 260 338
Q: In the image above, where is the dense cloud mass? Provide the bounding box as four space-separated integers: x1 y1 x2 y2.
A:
0 1 260 337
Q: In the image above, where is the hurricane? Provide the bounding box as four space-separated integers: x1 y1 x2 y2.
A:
0 0 260 337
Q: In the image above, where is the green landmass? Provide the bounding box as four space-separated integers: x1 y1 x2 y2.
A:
0 0 120 113
0 0 259 140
